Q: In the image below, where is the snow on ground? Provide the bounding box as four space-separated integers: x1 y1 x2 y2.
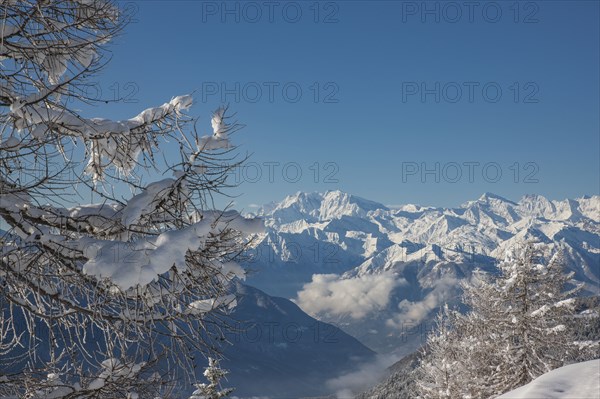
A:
498 359 600 399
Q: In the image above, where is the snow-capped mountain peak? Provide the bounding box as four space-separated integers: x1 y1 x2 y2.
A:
261 190 388 226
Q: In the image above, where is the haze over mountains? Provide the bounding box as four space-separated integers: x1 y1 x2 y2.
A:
245 191 600 354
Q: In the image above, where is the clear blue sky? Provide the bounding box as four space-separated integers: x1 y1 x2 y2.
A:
84 0 599 209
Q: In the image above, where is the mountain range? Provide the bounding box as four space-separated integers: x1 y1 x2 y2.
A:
245 191 599 354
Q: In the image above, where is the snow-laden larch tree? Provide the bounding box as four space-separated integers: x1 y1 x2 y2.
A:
0 1 261 397
416 241 598 399
414 305 465 399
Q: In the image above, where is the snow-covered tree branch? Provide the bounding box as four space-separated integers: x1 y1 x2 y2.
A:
1 1 261 397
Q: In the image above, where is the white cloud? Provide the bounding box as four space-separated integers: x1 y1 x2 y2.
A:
386 276 458 327
294 272 404 320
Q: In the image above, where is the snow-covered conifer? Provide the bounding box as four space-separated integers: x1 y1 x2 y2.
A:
189 358 234 399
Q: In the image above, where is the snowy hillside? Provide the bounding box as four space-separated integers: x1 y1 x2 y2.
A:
498 359 600 399
245 191 600 353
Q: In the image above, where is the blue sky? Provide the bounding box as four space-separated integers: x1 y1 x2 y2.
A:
84 0 599 209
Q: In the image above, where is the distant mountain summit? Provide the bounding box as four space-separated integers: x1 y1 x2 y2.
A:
258 190 388 225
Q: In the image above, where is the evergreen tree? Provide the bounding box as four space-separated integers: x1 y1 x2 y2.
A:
189 358 234 399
